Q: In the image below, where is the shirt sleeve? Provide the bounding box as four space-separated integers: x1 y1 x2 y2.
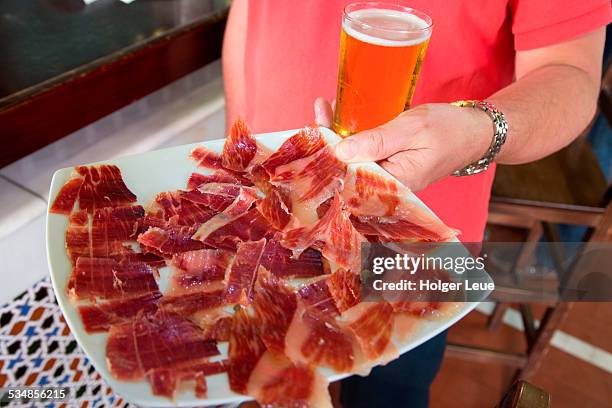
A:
509 0 612 50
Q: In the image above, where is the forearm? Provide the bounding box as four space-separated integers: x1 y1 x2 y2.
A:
487 28 605 164
489 64 600 164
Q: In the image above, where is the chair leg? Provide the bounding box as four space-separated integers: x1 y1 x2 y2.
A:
518 302 571 381
488 302 509 331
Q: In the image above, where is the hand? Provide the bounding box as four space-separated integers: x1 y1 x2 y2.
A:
314 98 493 191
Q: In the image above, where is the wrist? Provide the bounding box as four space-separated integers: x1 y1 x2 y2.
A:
464 106 495 164
451 100 508 176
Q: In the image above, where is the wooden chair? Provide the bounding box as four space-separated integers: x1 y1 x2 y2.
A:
497 381 550 408
446 68 612 381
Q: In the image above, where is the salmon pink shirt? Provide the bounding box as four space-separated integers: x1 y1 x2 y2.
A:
243 0 611 242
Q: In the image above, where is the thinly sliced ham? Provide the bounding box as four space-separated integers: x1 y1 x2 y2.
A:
187 170 253 190
298 278 340 317
339 302 398 365
192 187 259 242
248 352 332 408
106 310 220 398
260 127 326 175
67 206 144 263
256 187 292 230
181 182 243 213
56 119 468 407
228 308 332 407
148 360 227 399
252 269 297 354
200 315 233 342
67 257 159 301
137 222 206 256
271 145 347 224
76 165 137 213
112 253 166 268
190 146 223 169
226 239 266 305
161 289 227 316
260 238 324 279
222 118 259 172
283 192 365 272
170 249 232 290
285 302 355 373
151 192 215 226
78 292 161 333
91 206 144 258
204 208 276 250
227 308 267 395
50 177 83 215
343 168 457 242
327 268 361 313
66 210 91 263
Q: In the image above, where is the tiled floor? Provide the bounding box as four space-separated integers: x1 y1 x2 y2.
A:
431 304 612 408
0 60 226 304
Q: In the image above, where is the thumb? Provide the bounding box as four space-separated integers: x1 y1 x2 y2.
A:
335 127 407 163
314 97 334 128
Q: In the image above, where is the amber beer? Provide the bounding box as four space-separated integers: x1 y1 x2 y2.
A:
333 3 433 137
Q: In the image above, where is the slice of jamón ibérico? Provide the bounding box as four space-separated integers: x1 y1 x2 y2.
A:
50 177 83 214
113 252 166 268
256 187 292 230
138 222 206 256
187 170 253 190
106 310 220 398
66 206 144 263
228 308 332 407
260 127 326 175
148 360 227 399
260 238 324 279
271 146 347 224
222 118 259 172
327 268 361 313
204 208 276 250
200 314 233 342
227 308 267 395
248 352 332 408
192 187 259 242
283 192 364 272
91 206 144 257
226 239 266 305
67 257 159 301
343 168 457 242
285 303 355 373
150 192 215 226
340 302 398 365
252 269 297 354
190 146 223 170
170 249 232 290
76 165 137 213
66 210 91 263
161 289 227 317
78 292 161 333
298 278 340 317
181 183 243 213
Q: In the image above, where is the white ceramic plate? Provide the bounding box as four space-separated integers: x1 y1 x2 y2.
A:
47 127 491 407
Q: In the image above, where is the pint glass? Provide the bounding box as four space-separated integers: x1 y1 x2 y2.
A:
333 3 433 137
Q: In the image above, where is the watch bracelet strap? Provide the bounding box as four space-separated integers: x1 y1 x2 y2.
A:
450 100 508 176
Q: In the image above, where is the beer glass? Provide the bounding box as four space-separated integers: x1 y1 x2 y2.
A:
333 2 433 137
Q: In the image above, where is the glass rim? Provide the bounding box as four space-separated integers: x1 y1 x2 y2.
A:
343 2 433 34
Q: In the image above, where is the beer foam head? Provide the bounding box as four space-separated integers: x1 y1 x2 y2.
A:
343 8 432 47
